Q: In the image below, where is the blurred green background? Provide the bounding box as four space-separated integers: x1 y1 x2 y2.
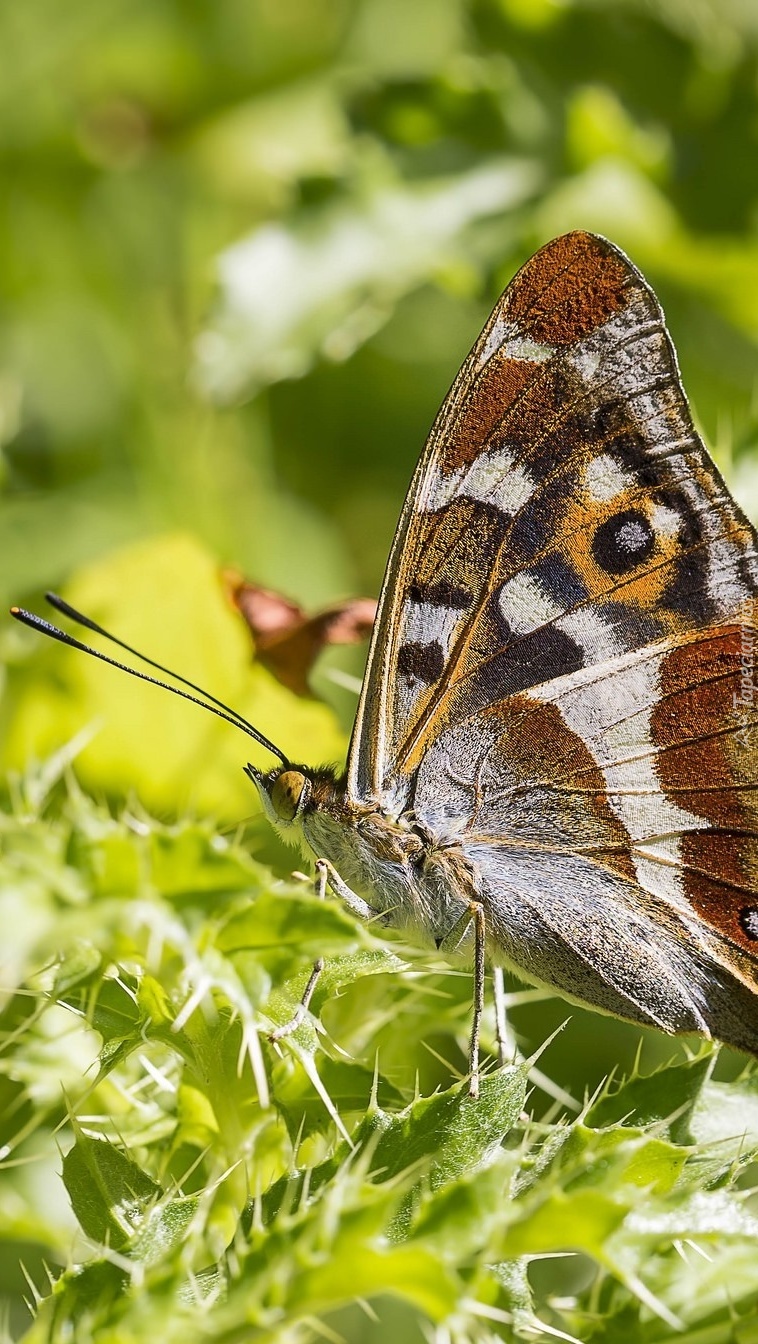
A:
2 0 758 818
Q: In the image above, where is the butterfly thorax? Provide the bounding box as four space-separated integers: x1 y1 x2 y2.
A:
254 764 479 949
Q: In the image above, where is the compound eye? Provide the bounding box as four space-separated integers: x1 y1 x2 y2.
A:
270 770 308 823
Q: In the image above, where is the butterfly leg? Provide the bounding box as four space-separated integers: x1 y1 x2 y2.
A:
269 958 324 1042
314 857 382 923
269 867 329 1043
269 860 381 1044
437 900 486 1099
469 903 486 1100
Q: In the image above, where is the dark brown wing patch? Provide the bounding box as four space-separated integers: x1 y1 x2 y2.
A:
506 232 630 345
652 625 758 957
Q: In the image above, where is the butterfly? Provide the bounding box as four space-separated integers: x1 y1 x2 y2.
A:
13 232 758 1097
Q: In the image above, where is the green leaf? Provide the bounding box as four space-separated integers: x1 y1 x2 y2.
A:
148 824 266 903
82 972 143 1046
536 1124 689 1197
399 1063 528 1190
502 1187 630 1259
51 941 102 997
406 1153 516 1259
689 1071 758 1160
262 1063 528 1230
289 1237 459 1324
585 1051 716 1141
273 1055 405 1142
29 1261 129 1340
63 1132 160 1249
66 825 142 900
309 946 408 1007
216 888 368 969
132 1195 201 1266
619 1188 758 1246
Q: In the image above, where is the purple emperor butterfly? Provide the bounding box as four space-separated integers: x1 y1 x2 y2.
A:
13 232 758 1095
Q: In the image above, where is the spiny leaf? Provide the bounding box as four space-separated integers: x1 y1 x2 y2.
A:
62 1131 160 1250
262 1063 528 1227
585 1051 716 1141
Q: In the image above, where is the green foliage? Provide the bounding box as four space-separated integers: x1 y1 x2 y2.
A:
3 1 758 1341
2 775 758 1343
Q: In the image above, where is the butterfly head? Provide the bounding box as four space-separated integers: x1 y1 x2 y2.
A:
270 768 312 824
245 760 349 853
245 762 314 838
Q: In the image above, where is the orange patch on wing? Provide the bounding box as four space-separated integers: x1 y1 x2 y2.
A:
579 502 673 595
506 232 630 347
543 480 690 625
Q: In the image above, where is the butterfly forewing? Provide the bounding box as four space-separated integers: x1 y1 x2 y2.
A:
347 230 758 1012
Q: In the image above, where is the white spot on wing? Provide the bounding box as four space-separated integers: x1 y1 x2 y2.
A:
478 319 556 369
390 596 470 787
705 536 752 616
584 453 632 502
650 502 682 537
401 598 462 662
499 575 622 657
557 606 621 661
616 517 652 555
499 572 560 634
571 346 602 380
423 445 535 514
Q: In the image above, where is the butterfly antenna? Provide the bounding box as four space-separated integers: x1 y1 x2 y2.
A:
43 592 267 738
10 601 289 767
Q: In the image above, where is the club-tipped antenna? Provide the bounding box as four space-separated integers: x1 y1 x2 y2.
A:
10 604 289 767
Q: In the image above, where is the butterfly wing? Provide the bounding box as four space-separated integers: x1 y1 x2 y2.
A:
346 231 758 1042
348 231 757 805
